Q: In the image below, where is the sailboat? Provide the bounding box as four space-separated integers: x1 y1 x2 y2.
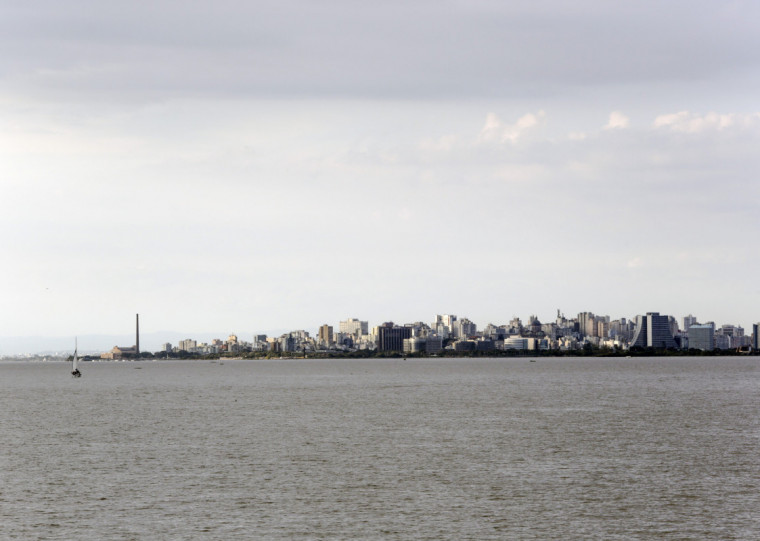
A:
71 338 82 378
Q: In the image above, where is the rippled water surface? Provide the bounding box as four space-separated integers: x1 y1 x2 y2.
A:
1 357 758 540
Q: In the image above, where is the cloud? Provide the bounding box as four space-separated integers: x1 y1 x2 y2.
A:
478 111 546 143
2 2 760 106
418 135 458 152
567 132 587 141
653 111 760 133
604 111 630 130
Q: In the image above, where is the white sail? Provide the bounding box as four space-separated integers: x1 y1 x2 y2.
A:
72 337 79 375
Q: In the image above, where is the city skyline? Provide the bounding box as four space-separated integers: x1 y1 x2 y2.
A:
2 2 759 339
1 309 757 356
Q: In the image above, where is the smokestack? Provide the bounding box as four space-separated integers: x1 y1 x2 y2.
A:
136 313 140 355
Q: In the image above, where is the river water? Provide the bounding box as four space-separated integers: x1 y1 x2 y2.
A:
1 357 758 540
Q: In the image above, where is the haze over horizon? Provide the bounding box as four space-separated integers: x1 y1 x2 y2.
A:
2 1 759 340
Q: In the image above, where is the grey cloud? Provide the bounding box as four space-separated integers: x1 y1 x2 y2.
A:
3 1 759 103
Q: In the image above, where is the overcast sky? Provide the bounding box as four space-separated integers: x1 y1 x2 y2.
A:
2 0 759 345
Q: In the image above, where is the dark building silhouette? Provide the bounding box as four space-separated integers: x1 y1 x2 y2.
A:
630 312 677 349
377 322 412 352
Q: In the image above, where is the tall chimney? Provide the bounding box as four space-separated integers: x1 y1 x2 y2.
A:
136 313 140 355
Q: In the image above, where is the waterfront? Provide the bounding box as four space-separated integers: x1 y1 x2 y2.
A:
1 357 758 539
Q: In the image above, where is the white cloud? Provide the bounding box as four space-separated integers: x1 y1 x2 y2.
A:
478 111 546 143
418 135 458 152
604 111 630 130
653 111 760 133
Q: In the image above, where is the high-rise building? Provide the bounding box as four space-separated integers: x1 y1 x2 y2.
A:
339 318 368 337
433 314 457 337
609 318 633 342
668 316 679 337
318 324 334 345
377 322 412 352
455 317 477 338
407 322 434 338
178 339 197 351
578 312 598 337
597 319 609 339
716 324 747 348
252 335 268 351
714 334 730 350
753 323 759 350
688 323 714 351
683 314 698 332
629 312 678 349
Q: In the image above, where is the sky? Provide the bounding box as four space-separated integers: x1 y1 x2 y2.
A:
2 0 759 347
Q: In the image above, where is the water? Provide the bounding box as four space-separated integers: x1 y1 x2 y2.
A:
1 357 758 540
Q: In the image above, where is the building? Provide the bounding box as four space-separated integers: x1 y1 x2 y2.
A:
100 345 138 360
433 314 458 338
609 318 633 342
252 335 268 351
452 340 476 352
753 323 759 350
405 322 432 337
715 324 747 348
178 339 197 352
578 312 598 337
377 323 412 352
403 337 426 354
278 330 312 352
100 313 141 359
425 336 443 354
688 324 714 351
714 334 731 349
629 312 678 349
683 314 698 332
668 316 679 337
597 319 609 339
504 337 528 350
454 317 477 338
339 318 368 337
318 324 334 346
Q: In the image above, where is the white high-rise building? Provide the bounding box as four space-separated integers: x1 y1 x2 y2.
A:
178 339 197 351
433 314 457 337
454 317 477 338
339 318 368 337
683 314 698 332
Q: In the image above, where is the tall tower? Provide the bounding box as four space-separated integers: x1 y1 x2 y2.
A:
136 313 140 355
318 324 333 345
